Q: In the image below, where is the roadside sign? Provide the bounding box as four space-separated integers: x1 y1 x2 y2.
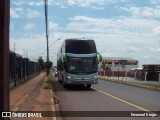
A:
143 65 160 71
120 60 128 65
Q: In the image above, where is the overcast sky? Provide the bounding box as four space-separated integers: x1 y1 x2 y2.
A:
10 0 160 66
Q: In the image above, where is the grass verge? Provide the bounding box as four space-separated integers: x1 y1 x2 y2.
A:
43 75 53 89
43 75 59 104
138 83 160 89
99 76 160 92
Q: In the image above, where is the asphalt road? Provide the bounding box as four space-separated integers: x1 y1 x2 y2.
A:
51 72 160 120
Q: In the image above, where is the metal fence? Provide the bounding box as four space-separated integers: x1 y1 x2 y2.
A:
9 51 40 88
98 70 160 81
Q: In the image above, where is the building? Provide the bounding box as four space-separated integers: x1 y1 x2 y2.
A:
99 57 139 76
130 64 160 81
143 64 160 81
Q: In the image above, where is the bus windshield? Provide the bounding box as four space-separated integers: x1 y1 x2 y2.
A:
66 57 98 74
65 40 97 54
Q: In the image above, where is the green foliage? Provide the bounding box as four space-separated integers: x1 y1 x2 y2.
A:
38 56 45 71
100 62 111 71
139 83 160 89
43 82 53 89
45 60 53 71
46 75 52 83
44 75 53 89
100 62 106 70
51 94 59 104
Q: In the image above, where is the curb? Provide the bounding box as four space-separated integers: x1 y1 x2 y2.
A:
51 74 64 120
99 77 160 92
51 89 57 120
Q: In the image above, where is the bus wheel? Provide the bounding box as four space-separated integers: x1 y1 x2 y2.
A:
63 81 67 88
62 76 67 88
58 76 61 83
86 84 91 88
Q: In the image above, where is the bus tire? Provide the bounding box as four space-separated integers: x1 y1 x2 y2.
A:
62 76 67 88
63 81 67 88
86 84 91 88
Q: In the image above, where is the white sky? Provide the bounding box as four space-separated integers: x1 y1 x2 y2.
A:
10 0 160 66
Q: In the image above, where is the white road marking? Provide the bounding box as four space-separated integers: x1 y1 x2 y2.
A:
92 87 149 111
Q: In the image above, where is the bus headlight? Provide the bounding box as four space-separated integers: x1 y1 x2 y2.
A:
94 76 98 79
67 76 71 79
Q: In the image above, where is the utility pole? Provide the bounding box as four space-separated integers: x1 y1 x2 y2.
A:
44 0 49 75
14 42 16 53
0 0 10 119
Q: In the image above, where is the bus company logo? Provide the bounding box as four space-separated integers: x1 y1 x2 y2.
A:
2 112 42 118
2 112 11 117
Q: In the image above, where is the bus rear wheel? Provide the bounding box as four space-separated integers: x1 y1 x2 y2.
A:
86 84 91 88
63 82 67 88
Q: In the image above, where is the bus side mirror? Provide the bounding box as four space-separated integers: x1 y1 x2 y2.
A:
97 53 102 62
63 53 66 62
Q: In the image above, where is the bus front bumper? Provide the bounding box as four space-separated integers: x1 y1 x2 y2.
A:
64 78 98 85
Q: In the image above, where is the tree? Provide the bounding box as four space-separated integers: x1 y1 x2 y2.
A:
106 64 111 79
38 56 45 71
45 60 53 73
100 62 111 79
100 62 106 78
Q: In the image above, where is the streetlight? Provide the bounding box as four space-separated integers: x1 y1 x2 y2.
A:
49 38 60 64
46 38 60 75
49 38 60 48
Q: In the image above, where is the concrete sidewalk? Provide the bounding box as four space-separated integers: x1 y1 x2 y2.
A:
10 72 56 120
